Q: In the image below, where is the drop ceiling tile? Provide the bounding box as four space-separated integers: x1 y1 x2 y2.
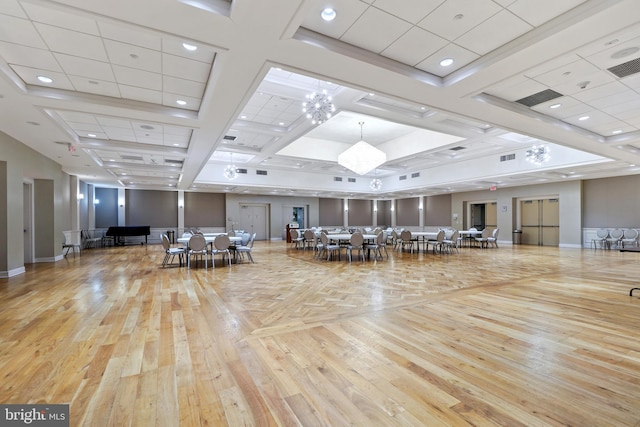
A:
533 98 591 119
507 0 586 27
586 37 640 70
572 81 628 103
0 14 47 48
98 21 161 50
1 0 28 18
56 111 96 123
96 117 132 128
621 73 640 91
601 98 640 119
485 76 548 101
33 23 108 61
112 65 162 90
104 39 161 73
455 9 532 56
103 127 136 141
300 0 369 39
118 84 162 104
68 76 120 97
492 0 517 6
372 0 444 24
68 121 104 133
551 71 616 96
162 36 216 63
583 89 639 109
524 53 582 78
381 26 448 66
162 54 211 82
532 58 600 86
0 41 60 71
10 65 75 90
417 0 502 42
163 75 205 98
416 43 479 77
563 110 616 127
54 53 116 81
341 6 412 54
22 2 100 35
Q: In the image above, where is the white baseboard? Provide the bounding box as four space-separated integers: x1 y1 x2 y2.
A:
0 266 26 278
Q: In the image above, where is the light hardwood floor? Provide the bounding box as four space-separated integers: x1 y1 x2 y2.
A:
1 240 640 426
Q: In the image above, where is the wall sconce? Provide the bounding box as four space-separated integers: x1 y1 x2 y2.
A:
419 203 423 210
77 193 84 200
373 205 378 212
119 199 125 207
390 204 395 211
344 201 349 212
179 204 184 209
93 198 100 205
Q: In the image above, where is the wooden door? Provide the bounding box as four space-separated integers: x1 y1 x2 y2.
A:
239 204 268 240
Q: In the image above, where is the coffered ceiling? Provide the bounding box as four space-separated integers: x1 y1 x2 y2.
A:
1 0 640 199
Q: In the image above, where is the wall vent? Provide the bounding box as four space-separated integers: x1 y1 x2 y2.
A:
515 89 563 107
348 177 356 183
334 177 343 182
121 155 143 161
256 170 267 175
399 175 407 181
411 172 420 178
222 135 237 141
236 168 247 174
449 146 465 151
607 57 640 78
164 159 183 165
500 153 516 162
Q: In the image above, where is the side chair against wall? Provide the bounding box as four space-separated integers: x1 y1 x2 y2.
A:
160 233 185 267
82 229 102 249
606 228 624 249
591 228 609 249
621 229 639 248
62 230 82 257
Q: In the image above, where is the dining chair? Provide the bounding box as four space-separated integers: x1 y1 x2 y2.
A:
606 228 624 249
62 230 82 258
400 230 415 253
474 228 491 249
289 229 304 249
161 233 185 267
187 233 208 268
347 232 365 262
443 230 460 253
426 230 445 254
235 233 255 263
487 228 500 248
212 234 232 267
303 229 315 250
319 232 341 261
591 228 609 249
621 229 638 248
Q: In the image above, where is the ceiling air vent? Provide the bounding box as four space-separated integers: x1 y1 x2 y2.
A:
348 177 356 183
411 172 420 178
515 89 563 107
399 175 407 181
607 57 640 78
236 168 247 174
222 135 237 141
164 159 183 165
449 146 465 151
500 153 516 162
120 155 144 161
334 177 343 182
256 170 267 175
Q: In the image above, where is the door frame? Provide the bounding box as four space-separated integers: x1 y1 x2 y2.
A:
23 180 34 264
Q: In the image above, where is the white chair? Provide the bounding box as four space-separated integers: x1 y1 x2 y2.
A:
426 230 445 254
161 233 185 267
474 228 491 249
591 228 609 249
487 228 500 248
82 229 102 249
400 230 415 253
606 228 624 249
212 234 231 267
62 230 82 257
320 233 341 261
289 229 304 249
187 234 208 268
236 233 255 263
443 230 460 253
621 229 638 248
303 229 315 250
347 232 365 262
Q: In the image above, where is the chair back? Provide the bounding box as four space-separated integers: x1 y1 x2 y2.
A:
304 229 314 240
450 230 459 242
610 229 624 239
161 234 170 251
214 234 231 250
436 230 445 242
320 232 329 246
481 228 491 238
228 230 236 237
63 230 81 245
249 233 257 248
377 232 385 245
596 228 608 239
241 233 251 245
624 229 638 239
290 229 299 239
492 228 500 239
401 230 412 241
188 234 207 251
350 232 364 247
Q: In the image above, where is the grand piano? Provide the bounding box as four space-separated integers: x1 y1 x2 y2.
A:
105 226 151 245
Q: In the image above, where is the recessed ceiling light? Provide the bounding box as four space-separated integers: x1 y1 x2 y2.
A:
279 122 285 126
321 8 336 21
612 129 623 134
440 58 454 67
611 46 639 59
578 116 590 121
241 115 247 119
182 42 197 51
176 100 187 105
549 103 561 109
37 76 53 83
88 133 96 137
173 143 180 146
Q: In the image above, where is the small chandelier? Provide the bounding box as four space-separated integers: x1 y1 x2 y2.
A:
370 169 382 191
525 145 550 165
302 89 335 124
338 122 387 175
223 153 238 180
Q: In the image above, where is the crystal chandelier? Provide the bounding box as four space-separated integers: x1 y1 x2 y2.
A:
525 145 550 165
370 178 382 191
338 122 387 175
302 89 335 124
223 153 238 180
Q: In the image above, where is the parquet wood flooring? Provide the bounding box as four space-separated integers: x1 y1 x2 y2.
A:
1 241 640 426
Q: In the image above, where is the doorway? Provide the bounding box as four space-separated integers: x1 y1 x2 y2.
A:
520 198 559 246
238 204 268 240
469 202 497 230
23 182 34 263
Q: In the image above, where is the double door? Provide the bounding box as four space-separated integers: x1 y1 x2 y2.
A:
238 204 268 240
521 199 559 246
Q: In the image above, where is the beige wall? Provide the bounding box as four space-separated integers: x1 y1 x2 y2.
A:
0 132 69 276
